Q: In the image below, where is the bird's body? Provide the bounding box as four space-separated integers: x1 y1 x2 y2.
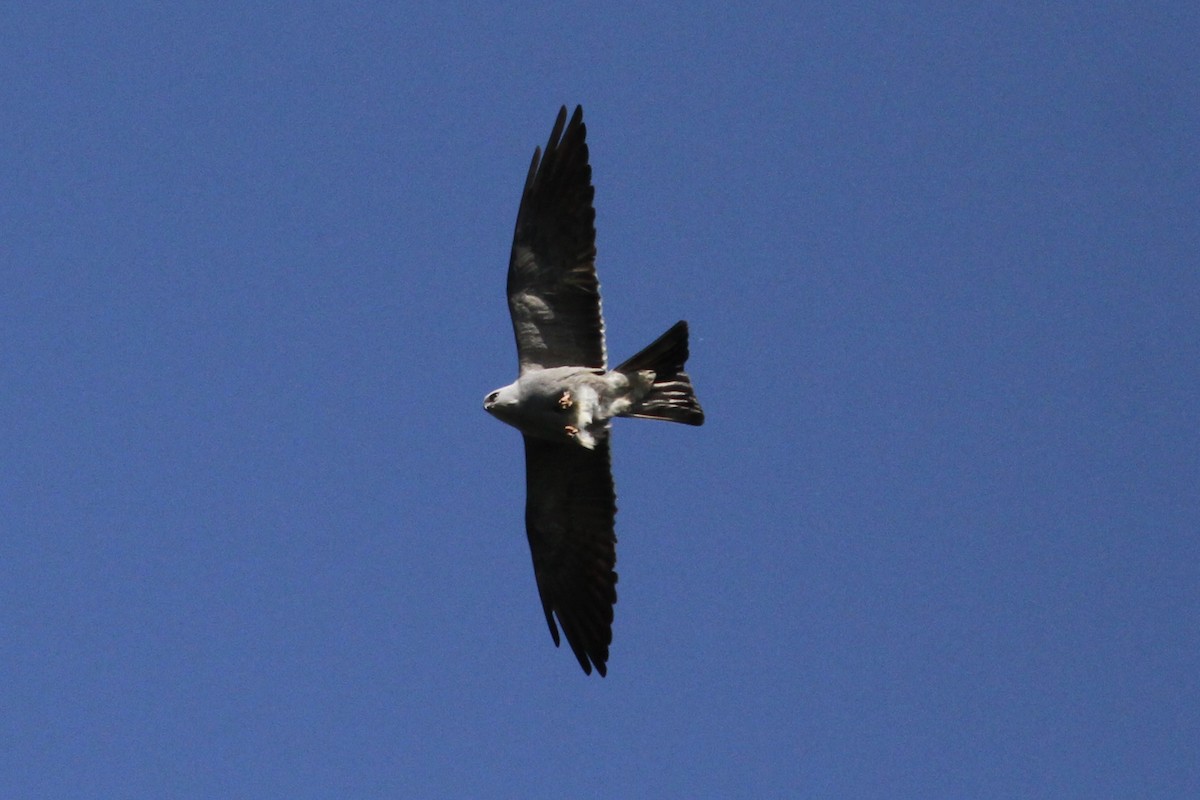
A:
484 106 703 676
485 367 653 449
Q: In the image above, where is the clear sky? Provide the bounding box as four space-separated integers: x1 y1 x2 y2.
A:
2 3 1197 798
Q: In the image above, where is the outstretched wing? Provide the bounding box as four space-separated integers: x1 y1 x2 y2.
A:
522 434 617 676
507 105 606 373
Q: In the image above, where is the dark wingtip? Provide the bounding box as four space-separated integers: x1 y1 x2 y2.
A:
541 584 613 676
522 146 542 195
546 106 568 153
543 608 561 647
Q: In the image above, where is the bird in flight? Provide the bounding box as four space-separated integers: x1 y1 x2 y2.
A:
484 106 704 676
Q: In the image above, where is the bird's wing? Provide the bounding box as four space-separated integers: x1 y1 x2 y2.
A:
507 105 606 374
522 434 617 676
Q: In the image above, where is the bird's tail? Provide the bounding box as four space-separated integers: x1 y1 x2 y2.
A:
615 321 705 426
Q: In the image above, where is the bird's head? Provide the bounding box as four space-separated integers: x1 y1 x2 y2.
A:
483 382 520 423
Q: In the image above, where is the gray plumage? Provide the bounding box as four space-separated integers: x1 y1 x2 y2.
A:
484 106 703 676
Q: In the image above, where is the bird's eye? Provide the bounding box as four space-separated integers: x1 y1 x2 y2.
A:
485 391 499 404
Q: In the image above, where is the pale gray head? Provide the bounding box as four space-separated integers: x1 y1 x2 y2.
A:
483 382 520 424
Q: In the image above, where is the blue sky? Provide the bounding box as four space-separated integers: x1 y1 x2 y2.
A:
2 3 1197 797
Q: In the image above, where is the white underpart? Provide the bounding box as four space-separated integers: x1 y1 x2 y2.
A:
607 370 653 417
569 370 656 449
572 384 601 449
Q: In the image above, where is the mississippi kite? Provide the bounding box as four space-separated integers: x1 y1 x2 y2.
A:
484 106 704 676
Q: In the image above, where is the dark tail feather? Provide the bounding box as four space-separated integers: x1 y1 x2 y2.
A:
615 321 705 426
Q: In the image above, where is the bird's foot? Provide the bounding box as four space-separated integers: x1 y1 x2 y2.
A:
564 425 579 437
558 390 573 409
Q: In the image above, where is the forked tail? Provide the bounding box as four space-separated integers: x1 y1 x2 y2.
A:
615 321 705 425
